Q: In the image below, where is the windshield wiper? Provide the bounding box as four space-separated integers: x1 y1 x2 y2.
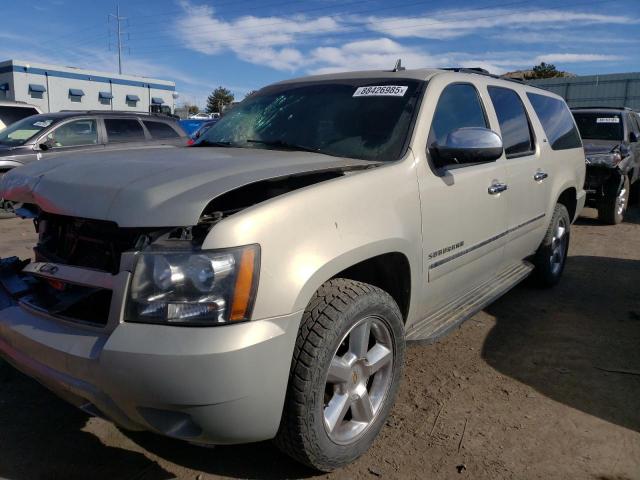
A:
194 139 234 147
245 139 320 154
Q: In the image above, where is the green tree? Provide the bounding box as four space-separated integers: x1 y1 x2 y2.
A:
206 87 235 113
530 62 561 79
187 104 199 115
244 90 258 99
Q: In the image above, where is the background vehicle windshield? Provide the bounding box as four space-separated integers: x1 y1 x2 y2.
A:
198 79 423 161
0 115 56 146
573 112 623 141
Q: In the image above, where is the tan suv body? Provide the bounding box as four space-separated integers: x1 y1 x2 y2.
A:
0 68 585 471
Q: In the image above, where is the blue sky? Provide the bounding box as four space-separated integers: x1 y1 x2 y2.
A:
1 0 638 107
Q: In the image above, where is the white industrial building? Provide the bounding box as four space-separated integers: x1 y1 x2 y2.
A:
0 59 177 113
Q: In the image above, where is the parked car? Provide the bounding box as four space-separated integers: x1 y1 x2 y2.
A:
571 107 640 224
0 68 585 471
189 112 219 120
179 118 217 137
188 120 218 145
0 111 187 217
0 100 41 131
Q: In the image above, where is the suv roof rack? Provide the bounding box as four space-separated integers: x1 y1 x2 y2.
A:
571 106 631 111
439 67 526 85
58 110 174 117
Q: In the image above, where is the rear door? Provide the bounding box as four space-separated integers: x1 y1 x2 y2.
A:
485 85 547 264
141 120 187 146
103 117 149 149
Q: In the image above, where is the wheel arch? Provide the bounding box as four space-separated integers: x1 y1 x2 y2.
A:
555 186 577 223
292 242 415 323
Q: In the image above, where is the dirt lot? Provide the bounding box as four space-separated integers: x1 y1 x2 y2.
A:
0 206 639 480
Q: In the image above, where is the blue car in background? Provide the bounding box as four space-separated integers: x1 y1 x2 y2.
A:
179 119 217 137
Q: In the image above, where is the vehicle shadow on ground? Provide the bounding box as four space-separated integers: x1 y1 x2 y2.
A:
0 365 175 480
482 254 640 433
123 431 318 479
0 363 317 480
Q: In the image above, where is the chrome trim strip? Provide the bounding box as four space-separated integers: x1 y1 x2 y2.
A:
429 213 545 270
22 262 116 290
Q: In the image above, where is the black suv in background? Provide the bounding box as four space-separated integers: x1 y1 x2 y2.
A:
572 107 640 224
0 111 187 217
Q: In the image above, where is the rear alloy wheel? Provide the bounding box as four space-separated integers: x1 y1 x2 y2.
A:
598 175 629 225
533 203 571 287
275 278 405 471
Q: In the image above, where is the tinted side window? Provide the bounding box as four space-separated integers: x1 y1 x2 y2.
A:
143 121 180 139
429 83 487 147
526 93 581 150
488 87 534 158
47 119 98 147
104 118 145 143
0 106 39 127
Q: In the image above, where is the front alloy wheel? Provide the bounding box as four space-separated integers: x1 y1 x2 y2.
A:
275 278 405 472
324 315 394 445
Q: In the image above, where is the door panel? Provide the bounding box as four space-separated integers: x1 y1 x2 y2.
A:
416 81 508 314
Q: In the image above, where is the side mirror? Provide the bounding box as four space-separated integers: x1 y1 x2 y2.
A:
629 131 638 143
432 127 504 166
38 138 54 151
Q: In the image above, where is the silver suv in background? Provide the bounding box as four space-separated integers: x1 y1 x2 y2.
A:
0 100 41 131
0 68 585 471
571 107 640 224
0 111 188 217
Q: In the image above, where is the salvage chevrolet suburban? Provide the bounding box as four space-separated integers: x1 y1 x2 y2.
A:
0 68 585 471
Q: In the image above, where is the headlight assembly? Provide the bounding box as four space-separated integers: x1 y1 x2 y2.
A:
126 245 259 325
585 152 622 166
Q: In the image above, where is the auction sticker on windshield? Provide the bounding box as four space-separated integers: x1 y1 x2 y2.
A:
353 86 408 97
596 117 620 123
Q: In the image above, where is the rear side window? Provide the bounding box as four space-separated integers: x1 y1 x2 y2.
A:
429 83 487 146
143 121 180 139
104 118 145 143
488 87 534 158
526 93 581 150
0 106 39 128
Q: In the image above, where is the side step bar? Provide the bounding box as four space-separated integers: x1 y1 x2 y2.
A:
406 261 534 343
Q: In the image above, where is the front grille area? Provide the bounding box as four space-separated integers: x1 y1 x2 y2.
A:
35 214 144 274
22 277 112 327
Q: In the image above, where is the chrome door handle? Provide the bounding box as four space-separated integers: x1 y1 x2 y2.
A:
488 182 508 195
534 171 548 182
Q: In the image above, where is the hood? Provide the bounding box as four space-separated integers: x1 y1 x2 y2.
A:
0 146 375 227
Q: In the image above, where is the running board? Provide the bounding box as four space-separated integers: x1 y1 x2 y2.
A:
406 262 534 343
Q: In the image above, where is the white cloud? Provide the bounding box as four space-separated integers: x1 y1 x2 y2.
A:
535 53 623 64
363 8 637 40
174 0 342 71
308 38 442 74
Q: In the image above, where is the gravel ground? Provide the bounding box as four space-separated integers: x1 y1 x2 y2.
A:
0 205 639 480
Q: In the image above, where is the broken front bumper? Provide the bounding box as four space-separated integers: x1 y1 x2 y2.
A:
0 257 301 444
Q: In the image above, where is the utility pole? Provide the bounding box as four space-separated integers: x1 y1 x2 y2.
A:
109 3 127 74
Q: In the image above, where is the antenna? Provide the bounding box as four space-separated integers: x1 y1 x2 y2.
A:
108 3 128 74
393 59 405 72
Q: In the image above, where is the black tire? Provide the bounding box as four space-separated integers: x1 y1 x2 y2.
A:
598 175 629 225
275 278 405 472
533 203 571 288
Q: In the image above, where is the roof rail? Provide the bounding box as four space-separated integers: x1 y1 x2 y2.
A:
58 110 170 117
570 106 632 111
440 67 526 85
